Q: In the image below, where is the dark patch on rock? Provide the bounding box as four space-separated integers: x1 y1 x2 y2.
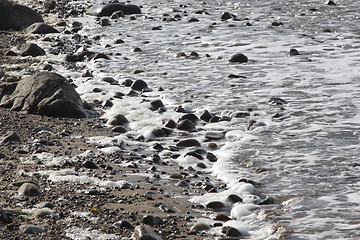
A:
87 3 141 17
0 0 44 31
0 72 90 118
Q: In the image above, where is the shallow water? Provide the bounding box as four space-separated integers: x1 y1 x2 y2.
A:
45 0 360 239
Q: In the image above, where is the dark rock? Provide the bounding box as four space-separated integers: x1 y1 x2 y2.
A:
82 160 98 169
222 226 242 237
213 213 230 221
179 113 199 123
151 128 171 138
0 131 21 144
176 119 196 131
102 77 117 84
185 151 203 160
5 50 17 56
271 21 283 26
92 53 110 60
132 47 143 52
191 222 211 231
170 173 183 179
228 74 246 79
188 17 199 22
206 201 225 210
98 18 111 26
131 79 148 91
0 0 44 31
229 53 248 63
26 22 59 34
269 97 287 105
20 225 45 234
150 99 164 110
0 72 89 118
209 115 221 123
114 220 134 229
107 114 129 126
18 183 41 197
234 112 250 118
197 162 207 169
221 12 233 20
87 3 141 17
289 48 299 56
177 180 189 187
132 225 163 240
20 43 45 57
142 215 164 225
259 196 277 205
245 119 257 131
200 110 214 122
206 152 218 162
327 1 336 5
162 119 176 128
115 39 125 44
0 208 11 223
176 139 201 147
226 194 243 203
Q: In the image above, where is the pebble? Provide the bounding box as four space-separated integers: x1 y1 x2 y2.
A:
20 225 45 234
142 215 164 225
107 114 129 126
229 53 248 63
200 110 214 122
162 119 177 128
204 132 224 140
20 43 45 57
206 201 226 210
82 160 98 169
206 152 218 162
18 183 41 197
150 100 165 110
0 131 21 144
190 222 211 231
176 139 201 147
131 79 148 91
226 194 243 204
176 120 196 131
178 113 199 123
113 220 134 229
132 225 163 240
289 48 300 56
0 208 11 223
213 213 231 221
32 208 53 218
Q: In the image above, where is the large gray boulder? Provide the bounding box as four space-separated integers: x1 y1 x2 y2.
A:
87 3 141 17
0 0 43 31
0 72 89 118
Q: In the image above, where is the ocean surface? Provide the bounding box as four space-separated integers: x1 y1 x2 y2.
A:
42 0 360 239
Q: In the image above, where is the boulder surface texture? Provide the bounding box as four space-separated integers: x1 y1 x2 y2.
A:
0 0 43 31
0 72 88 118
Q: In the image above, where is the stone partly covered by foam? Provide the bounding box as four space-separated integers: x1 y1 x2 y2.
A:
0 0 43 31
87 3 141 17
0 72 92 118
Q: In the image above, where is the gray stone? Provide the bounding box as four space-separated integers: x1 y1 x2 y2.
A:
0 0 43 31
26 22 59 34
176 139 201 148
107 114 129 126
87 3 141 17
191 222 211 231
229 53 248 63
18 183 41 197
176 119 196 131
19 225 45 234
0 72 89 118
0 131 21 144
132 225 163 240
113 220 134 229
0 208 11 223
142 215 163 225
20 43 45 57
131 79 148 91
32 208 52 218
82 160 98 169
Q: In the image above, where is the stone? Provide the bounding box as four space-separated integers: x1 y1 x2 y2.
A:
0 208 11 223
113 220 134 229
221 12 233 20
213 213 230 221
107 114 129 126
132 225 163 240
0 0 44 31
26 22 59 34
87 3 141 17
234 112 250 118
20 43 45 57
327 1 336 5
289 48 299 56
111 125 127 133
102 77 117 84
82 160 98 169
206 152 218 162
206 201 225 210
200 110 214 122
176 139 201 147
191 222 211 231
185 151 203 160
226 194 243 203
229 53 248 63
0 72 89 118
222 226 242 237
142 215 163 225
0 131 21 144
176 119 196 131
269 97 287 105
18 183 41 197
162 119 176 128
205 132 224 140
150 99 164 110
32 208 52 218
131 79 148 91
179 113 199 123
19 225 45 234
197 162 207 169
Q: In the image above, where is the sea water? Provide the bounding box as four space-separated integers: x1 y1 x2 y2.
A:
37 0 360 239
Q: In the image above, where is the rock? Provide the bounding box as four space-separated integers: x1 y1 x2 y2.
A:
19 225 45 234
20 43 45 57
244 119 257 131
162 119 176 128
170 173 183 179
0 131 21 144
197 162 207 169
102 77 117 85
206 152 218 162
185 151 203 160
35 202 55 209
222 226 242 237
259 196 277 205
0 0 44 31
25 22 59 34
132 225 163 240
110 10 124 19
131 79 148 91
142 215 164 225
206 201 225 210
204 132 224 140
113 220 134 229
269 97 287 105
176 139 201 147
191 222 211 231
200 110 214 122
32 208 52 218
87 3 141 17
82 160 98 169
151 128 172 138
93 52 110 60
213 213 230 221
289 48 299 56
133 47 143 52
18 183 41 197
150 99 164 110
179 113 199 123
327 0 336 5
221 12 233 20
111 125 127 133
0 72 89 118
226 194 243 204
234 112 250 118
176 119 196 131
0 208 11 223
107 114 129 126
229 53 248 63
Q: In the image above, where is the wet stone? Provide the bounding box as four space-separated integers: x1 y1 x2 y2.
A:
82 160 98 169
290 48 300 56
213 213 231 221
176 139 201 147
197 162 207 169
113 220 134 229
185 151 203 160
234 112 250 118
150 100 164 110
191 222 211 231
205 132 224 140
206 201 225 210
222 226 242 237
226 194 243 204
162 119 176 128
18 183 41 197
179 113 199 123
206 152 218 162
229 53 248 63
111 125 127 133
142 215 164 225
131 79 148 91
176 119 196 131
200 110 214 122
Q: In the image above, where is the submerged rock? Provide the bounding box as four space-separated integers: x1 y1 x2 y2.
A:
0 0 43 31
229 53 248 63
0 72 90 118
